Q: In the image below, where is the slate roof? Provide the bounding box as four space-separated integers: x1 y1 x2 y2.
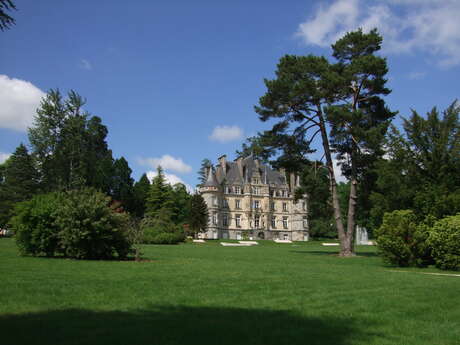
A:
203 166 219 187
213 155 287 186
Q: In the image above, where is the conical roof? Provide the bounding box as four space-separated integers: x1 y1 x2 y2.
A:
203 166 219 187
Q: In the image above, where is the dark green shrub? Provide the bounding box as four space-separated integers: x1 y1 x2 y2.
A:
12 188 132 259
141 215 185 245
375 210 431 267
55 188 131 259
427 214 460 270
12 192 62 256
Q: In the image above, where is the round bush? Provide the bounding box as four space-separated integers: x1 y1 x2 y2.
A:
375 210 431 267
427 214 460 271
13 192 62 256
55 189 131 259
12 188 132 259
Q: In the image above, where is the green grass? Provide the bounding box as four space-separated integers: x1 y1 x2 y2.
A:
0 238 459 345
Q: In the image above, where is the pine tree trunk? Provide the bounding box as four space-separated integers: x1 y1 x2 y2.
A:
343 177 357 256
317 109 348 255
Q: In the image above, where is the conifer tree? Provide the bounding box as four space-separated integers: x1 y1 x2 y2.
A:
255 29 394 256
197 159 212 186
188 194 209 237
0 0 16 31
146 166 170 219
0 144 39 225
170 183 191 224
111 157 135 212
28 89 115 192
132 173 150 218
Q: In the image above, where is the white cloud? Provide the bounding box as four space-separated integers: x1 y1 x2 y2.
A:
0 75 45 132
209 125 243 143
0 152 10 164
146 170 193 192
138 154 192 174
296 0 460 67
79 59 92 70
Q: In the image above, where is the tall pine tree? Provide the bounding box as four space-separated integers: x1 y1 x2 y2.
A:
132 173 151 218
146 166 172 219
28 89 114 192
111 157 135 212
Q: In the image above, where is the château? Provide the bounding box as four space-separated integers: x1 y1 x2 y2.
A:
199 155 309 241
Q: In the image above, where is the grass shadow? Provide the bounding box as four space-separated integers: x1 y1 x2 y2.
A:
0 306 376 345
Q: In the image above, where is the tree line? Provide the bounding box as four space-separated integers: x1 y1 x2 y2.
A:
0 89 209 258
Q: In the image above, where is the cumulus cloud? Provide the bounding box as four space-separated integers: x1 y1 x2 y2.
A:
79 59 92 70
0 152 10 164
138 154 192 174
146 170 193 192
296 0 460 67
0 75 45 132
209 125 243 143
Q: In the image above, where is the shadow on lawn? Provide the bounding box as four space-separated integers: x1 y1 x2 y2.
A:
0 306 376 345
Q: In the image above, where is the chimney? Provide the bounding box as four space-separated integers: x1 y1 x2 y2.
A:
296 174 300 187
279 168 286 184
236 156 244 180
290 172 295 193
218 155 227 175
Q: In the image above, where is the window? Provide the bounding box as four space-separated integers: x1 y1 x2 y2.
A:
212 213 218 225
223 214 228 226
212 196 218 206
254 216 260 228
303 216 308 228
253 178 259 184
283 233 289 240
225 186 232 194
235 186 241 194
283 216 288 229
223 199 229 208
235 199 241 209
302 201 306 211
271 216 276 228
235 214 241 227
252 186 260 195
270 201 275 211
282 202 288 212
253 200 260 209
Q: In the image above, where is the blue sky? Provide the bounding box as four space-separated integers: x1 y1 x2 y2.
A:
1 0 459 189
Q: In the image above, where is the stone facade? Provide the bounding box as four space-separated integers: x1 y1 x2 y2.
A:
199 155 309 241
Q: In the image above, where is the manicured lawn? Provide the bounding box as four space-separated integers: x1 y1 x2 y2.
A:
0 238 458 345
